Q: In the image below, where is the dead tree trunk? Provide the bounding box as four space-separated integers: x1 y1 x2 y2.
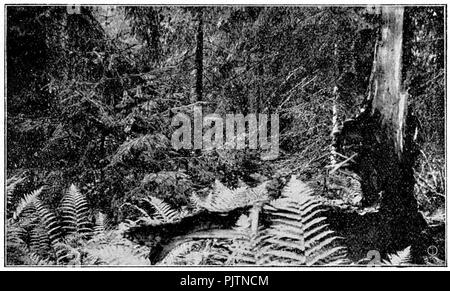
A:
148 7 160 63
194 8 204 102
370 8 417 214
337 6 426 253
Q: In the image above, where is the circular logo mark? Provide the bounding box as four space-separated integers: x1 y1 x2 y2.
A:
427 245 438 256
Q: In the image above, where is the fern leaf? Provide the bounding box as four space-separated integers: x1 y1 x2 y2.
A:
29 225 52 256
6 175 26 214
7 225 27 245
193 180 269 212
260 248 307 264
225 215 259 265
27 253 55 266
308 246 348 265
60 184 92 236
54 242 82 265
383 246 412 265
86 245 150 266
33 198 61 245
142 196 182 223
260 175 347 266
12 187 43 221
7 175 26 197
93 212 114 234
158 241 203 265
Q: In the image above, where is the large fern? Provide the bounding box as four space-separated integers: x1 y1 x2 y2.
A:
8 186 61 247
60 184 92 237
7 187 62 264
156 176 347 266
259 176 347 266
7 183 153 266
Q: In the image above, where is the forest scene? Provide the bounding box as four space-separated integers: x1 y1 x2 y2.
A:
5 5 446 266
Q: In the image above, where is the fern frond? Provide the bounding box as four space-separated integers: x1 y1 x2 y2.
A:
6 225 28 245
260 176 347 266
192 180 269 212
122 202 164 225
60 184 92 237
225 214 260 265
93 212 114 234
33 198 61 245
11 187 43 221
93 212 106 234
6 175 26 213
27 253 55 266
383 246 412 266
7 175 25 194
29 225 53 256
144 196 181 222
54 242 82 265
86 245 150 265
158 241 204 265
130 196 190 225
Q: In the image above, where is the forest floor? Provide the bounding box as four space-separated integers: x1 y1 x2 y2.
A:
271 147 446 264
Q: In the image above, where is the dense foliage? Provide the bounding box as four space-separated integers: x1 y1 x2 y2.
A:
6 5 445 266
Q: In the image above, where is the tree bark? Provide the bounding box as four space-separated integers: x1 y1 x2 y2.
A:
195 9 204 102
337 6 426 253
148 7 160 63
364 7 416 213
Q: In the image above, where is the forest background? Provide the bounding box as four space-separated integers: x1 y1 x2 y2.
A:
5 5 445 265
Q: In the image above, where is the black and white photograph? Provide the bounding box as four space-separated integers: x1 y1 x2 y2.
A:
1 2 447 270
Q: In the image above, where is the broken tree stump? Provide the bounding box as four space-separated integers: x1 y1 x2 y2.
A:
336 6 427 260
